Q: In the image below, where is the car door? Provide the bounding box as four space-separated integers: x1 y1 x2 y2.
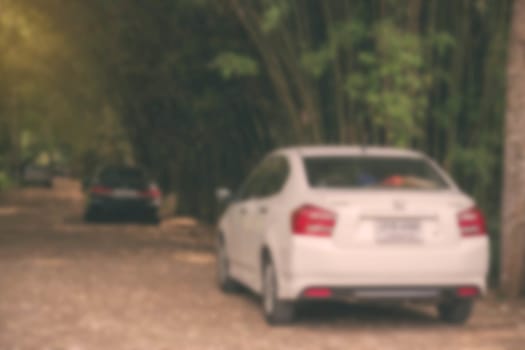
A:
225 164 267 277
242 156 290 286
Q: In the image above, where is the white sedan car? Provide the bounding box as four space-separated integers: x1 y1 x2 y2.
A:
216 146 489 325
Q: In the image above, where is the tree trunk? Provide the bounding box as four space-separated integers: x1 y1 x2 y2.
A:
501 0 525 297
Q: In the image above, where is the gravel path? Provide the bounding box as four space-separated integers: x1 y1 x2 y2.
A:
1 179 524 350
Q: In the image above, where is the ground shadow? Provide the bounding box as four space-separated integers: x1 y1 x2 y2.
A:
296 301 438 327
63 212 158 226
233 286 439 328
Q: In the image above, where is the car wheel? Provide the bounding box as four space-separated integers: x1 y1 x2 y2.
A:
262 259 295 325
438 299 474 325
217 238 238 293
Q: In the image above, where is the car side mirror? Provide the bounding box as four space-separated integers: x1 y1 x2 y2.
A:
215 187 232 202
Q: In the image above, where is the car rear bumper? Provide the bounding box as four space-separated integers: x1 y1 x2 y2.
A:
299 286 482 303
279 237 489 300
87 198 159 216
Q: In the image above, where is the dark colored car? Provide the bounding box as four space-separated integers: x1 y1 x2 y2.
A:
84 166 162 224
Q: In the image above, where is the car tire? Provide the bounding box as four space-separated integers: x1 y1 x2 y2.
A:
438 299 474 325
262 259 295 325
217 237 238 293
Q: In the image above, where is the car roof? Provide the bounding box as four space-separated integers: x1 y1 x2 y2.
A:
273 145 424 158
95 165 147 178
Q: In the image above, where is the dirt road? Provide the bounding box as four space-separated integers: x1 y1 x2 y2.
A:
1 179 525 350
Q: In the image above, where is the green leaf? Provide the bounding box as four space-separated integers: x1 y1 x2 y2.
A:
210 52 260 79
429 32 456 57
329 20 367 49
358 51 377 66
261 3 289 34
301 46 334 78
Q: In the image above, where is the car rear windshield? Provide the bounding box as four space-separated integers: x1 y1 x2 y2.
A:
303 156 450 190
99 167 148 189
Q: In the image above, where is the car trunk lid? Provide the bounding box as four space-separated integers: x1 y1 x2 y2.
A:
310 190 472 249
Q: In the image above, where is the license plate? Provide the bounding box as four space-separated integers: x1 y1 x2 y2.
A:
112 189 140 199
375 219 422 244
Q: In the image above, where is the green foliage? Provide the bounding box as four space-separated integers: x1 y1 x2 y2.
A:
0 0 127 178
210 52 260 79
346 21 430 146
301 46 334 78
450 146 498 199
301 20 367 78
0 171 11 191
329 20 367 50
428 32 457 58
261 2 290 34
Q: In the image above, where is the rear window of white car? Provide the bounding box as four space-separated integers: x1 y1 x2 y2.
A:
303 156 450 190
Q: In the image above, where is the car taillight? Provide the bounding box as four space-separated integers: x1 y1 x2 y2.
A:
142 185 162 199
303 288 333 298
458 207 486 237
90 185 112 196
292 205 336 237
456 286 480 298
